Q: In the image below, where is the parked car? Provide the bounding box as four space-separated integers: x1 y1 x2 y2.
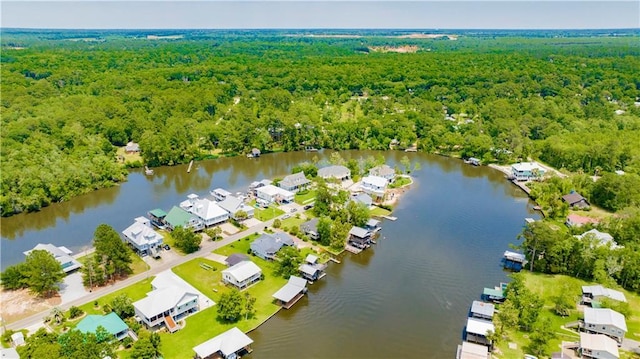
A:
303 204 314 210
290 208 297 213
282 214 291 220
163 244 170 250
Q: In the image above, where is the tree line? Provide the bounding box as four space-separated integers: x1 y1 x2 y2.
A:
2 33 639 216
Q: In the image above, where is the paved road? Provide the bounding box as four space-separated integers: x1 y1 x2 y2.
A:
622 337 640 354
6 217 278 332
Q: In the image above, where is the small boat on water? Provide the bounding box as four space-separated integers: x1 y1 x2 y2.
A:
144 166 154 175
463 157 481 166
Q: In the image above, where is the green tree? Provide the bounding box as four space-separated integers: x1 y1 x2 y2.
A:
217 289 245 323
110 294 135 319
275 246 303 278
346 201 370 227
23 250 65 297
58 327 114 359
244 292 256 320
1 263 28 290
495 299 519 332
317 216 332 246
314 182 332 217
527 317 556 356
18 328 61 359
400 155 411 174
234 210 248 221
330 219 351 250
273 218 282 229
94 224 133 280
172 226 201 254
131 331 161 359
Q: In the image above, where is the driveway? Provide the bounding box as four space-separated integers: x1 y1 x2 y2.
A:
59 272 90 304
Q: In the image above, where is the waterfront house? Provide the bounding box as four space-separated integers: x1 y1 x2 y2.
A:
125 141 140 153
348 226 373 249
352 193 373 208
583 307 627 344
148 208 167 228
299 254 327 282
510 162 546 181
456 341 490 359
133 286 199 332
222 261 262 290
250 232 295 260
369 164 396 182
76 312 130 341
482 286 506 303
211 188 232 202
360 175 388 200
464 317 495 347
365 218 381 232
576 230 619 249
182 195 229 227
225 253 250 267
164 206 204 232
566 214 600 228
278 172 311 193
318 165 351 182
256 185 294 204
272 275 307 309
301 218 319 240
248 179 272 196
582 285 627 305
579 333 619 359
122 217 164 257
470 301 495 321
218 195 255 220
502 250 527 272
23 243 81 274
562 191 590 209
193 327 253 359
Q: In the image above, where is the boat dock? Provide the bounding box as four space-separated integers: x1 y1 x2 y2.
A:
329 257 341 264
381 215 397 221
510 179 531 195
345 244 363 254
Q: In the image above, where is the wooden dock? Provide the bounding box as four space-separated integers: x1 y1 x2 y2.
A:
510 179 531 195
329 257 341 264
187 160 194 173
381 215 397 221
345 244 363 254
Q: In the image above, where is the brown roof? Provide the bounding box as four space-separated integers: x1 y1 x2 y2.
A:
562 192 588 205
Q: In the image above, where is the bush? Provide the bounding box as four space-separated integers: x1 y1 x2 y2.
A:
273 219 282 228
122 336 134 348
69 306 84 319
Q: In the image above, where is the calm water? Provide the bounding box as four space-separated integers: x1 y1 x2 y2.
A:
0 151 539 358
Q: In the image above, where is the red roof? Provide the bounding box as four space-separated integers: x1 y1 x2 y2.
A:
566 214 599 226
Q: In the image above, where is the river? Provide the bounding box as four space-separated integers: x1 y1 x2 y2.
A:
0 150 539 357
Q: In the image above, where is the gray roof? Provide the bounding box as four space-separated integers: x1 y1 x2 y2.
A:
272 275 307 302
369 164 395 177
366 218 380 228
305 254 318 264
471 300 495 318
353 193 373 207
318 165 350 179
250 233 294 257
503 250 526 263
193 327 253 358
301 218 319 234
582 285 627 302
349 226 370 238
280 172 310 188
24 243 81 273
583 308 627 331
226 253 250 267
562 192 588 205
122 221 164 247
299 264 320 276
577 230 617 248
580 333 619 357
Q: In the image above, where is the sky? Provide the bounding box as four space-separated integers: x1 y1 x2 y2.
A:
1 1 639 30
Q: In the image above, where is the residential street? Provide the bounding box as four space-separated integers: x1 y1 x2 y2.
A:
6 216 277 332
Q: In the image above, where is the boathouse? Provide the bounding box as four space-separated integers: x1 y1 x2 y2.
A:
456 341 490 359
502 250 527 272
464 317 495 347
348 226 373 249
23 243 82 274
298 254 327 282
211 188 232 202
579 333 619 359
193 327 253 359
470 301 495 321
272 275 307 309
148 208 167 228
583 307 627 344
482 285 506 303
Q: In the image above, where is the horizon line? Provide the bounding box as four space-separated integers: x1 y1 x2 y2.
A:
3 27 640 31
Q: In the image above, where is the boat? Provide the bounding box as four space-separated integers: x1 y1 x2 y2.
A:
144 166 154 175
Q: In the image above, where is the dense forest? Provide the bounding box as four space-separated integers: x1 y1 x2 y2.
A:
2 30 639 216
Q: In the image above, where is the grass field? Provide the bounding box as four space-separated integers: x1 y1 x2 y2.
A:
78 277 154 315
496 272 640 358
294 189 316 204
157 229 186 256
254 205 285 222
280 215 307 230
213 233 258 256
370 206 392 217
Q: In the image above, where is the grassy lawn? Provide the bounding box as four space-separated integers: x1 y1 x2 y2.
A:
130 253 150 274
280 215 307 230
495 272 640 358
116 147 143 165
157 229 186 256
213 233 258 256
254 205 285 221
370 206 392 217
78 277 154 316
389 176 412 189
294 189 316 204
167 247 288 359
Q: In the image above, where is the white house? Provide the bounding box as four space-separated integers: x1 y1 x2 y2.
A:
278 172 311 193
580 332 619 359
193 327 253 359
182 195 229 227
318 165 351 181
360 175 388 199
133 286 199 332
222 261 262 290
256 185 294 204
583 307 627 344
122 217 164 256
211 188 232 201
577 230 620 249
510 162 546 181
23 243 81 274
218 195 254 219
369 164 396 182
